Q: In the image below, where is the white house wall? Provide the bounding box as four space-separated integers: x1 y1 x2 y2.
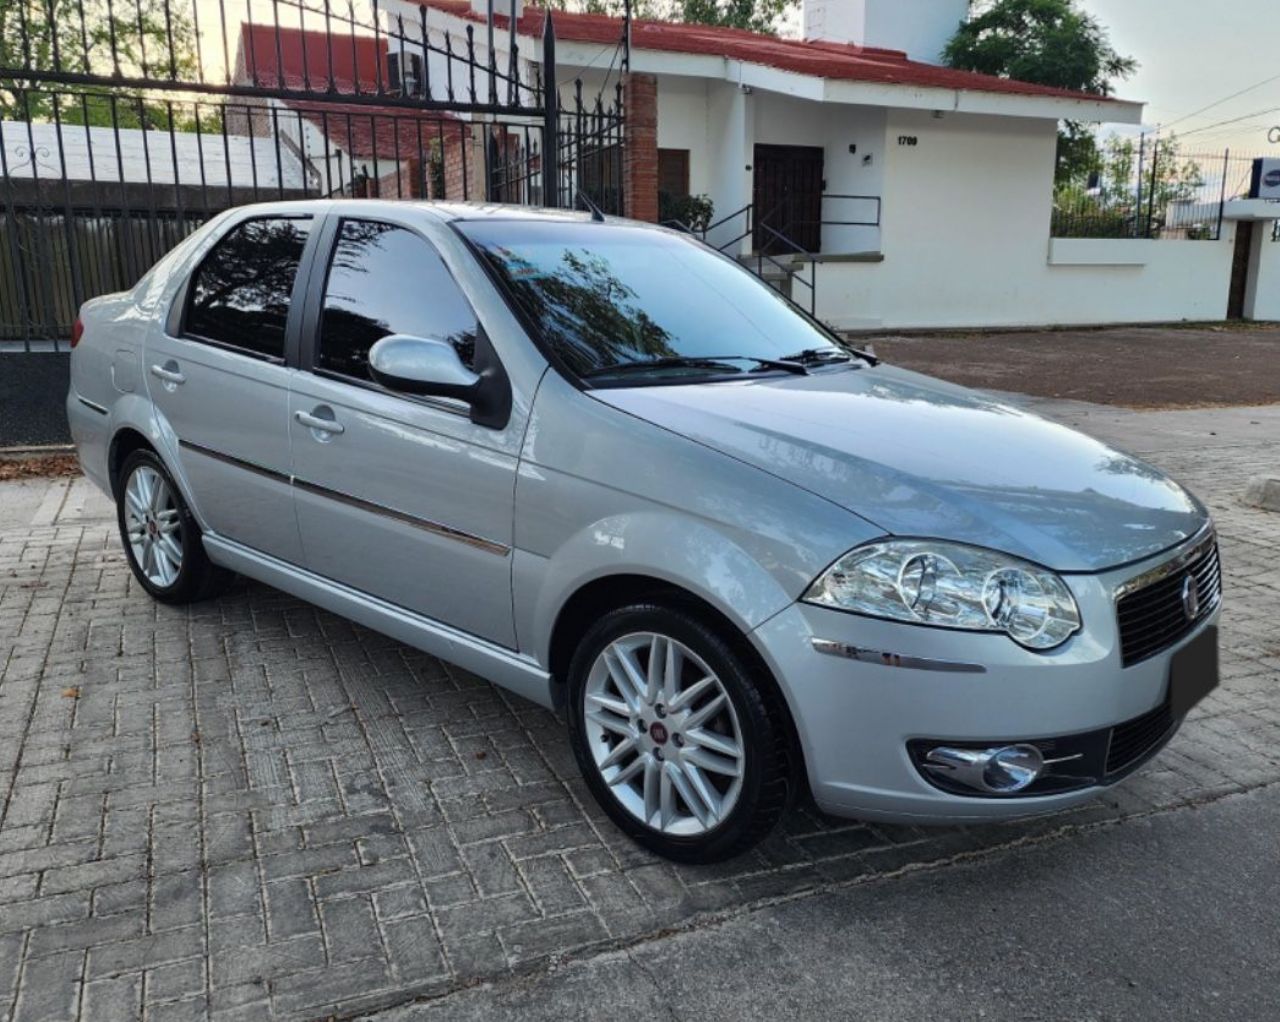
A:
655 77 714 197
748 90 887 254
812 108 1239 328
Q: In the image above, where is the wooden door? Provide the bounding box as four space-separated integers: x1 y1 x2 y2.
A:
752 144 824 255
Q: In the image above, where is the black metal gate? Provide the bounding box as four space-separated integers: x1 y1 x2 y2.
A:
1 0 627 349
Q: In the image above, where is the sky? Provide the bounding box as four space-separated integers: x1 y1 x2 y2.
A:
1076 0 1280 155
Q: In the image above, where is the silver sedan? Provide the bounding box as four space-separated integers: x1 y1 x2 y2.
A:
67 200 1221 862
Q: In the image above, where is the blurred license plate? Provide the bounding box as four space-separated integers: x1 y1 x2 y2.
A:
1167 626 1219 719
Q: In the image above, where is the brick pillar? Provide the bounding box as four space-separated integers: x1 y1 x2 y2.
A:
622 73 659 223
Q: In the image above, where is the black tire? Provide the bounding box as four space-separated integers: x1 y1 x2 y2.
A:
115 448 229 604
566 603 791 863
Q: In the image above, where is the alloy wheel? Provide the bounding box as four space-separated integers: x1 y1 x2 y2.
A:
124 464 183 588
583 631 745 836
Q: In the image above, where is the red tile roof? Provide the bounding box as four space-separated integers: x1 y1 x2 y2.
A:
234 25 458 159
236 23 389 93
416 1 1117 104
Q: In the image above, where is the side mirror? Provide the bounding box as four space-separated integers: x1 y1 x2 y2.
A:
368 334 479 401
367 333 511 429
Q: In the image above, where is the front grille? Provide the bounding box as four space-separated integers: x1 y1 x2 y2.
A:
1117 536 1221 667
1106 701 1176 776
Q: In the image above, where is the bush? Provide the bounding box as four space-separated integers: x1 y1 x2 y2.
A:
658 192 715 232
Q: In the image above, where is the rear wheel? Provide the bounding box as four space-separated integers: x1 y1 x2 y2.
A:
567 604 790 863
116 449 228 604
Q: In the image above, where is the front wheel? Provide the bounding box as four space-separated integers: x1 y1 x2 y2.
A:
566 604 791 863
116 449 228 604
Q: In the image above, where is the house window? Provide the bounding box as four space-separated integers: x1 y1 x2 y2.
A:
579 144 621 211
658 149 690 198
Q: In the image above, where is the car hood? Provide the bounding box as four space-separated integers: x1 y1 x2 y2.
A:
593 364 1208 572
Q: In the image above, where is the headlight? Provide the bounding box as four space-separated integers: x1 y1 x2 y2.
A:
803 540 1081 650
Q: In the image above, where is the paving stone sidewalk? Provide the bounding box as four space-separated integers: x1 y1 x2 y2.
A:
1 402 1278 1022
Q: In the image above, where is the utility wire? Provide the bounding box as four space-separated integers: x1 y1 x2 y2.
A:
1162 72 1280 130
1178 105 1280 139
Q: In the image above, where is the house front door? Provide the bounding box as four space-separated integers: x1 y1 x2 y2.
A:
752 144 824 255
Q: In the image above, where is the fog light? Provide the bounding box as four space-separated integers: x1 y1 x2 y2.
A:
983 745 1044 793
923 743 1045 794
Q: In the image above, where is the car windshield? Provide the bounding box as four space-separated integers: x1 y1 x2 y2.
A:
457 220 850 382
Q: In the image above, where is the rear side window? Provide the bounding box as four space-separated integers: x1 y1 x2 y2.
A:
185 217 311 360
317 219 478 381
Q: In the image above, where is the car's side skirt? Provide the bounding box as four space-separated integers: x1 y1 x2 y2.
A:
201 533 555 709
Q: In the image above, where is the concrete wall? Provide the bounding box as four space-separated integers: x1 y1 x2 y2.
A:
1244 230 1280 322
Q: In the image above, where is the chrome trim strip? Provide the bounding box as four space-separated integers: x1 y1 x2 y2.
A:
811 638 986 674
1113 524 1217 601
179 439 290 484
77 396 109 415
291 478 510 557
178 439 510 557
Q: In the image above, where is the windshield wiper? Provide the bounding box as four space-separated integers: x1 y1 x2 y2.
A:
779 346 876 367
584 355 808 378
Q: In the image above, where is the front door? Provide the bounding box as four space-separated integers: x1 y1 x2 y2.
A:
288 214 519 647
146 213 316 563
752 144 824 255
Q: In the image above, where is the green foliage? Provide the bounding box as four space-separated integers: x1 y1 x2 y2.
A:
659 191 714 231
1052 134 1208 239
943 0 1136 94
0 0 201 127
943 0 1137 184
550 0 797 34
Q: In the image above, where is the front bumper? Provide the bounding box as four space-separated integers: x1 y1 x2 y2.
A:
750 551 1219 823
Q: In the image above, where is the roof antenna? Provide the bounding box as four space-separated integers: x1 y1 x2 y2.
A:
576 189 606 222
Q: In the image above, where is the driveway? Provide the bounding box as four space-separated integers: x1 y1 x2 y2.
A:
1 398 1278 1021
869 323 1280 408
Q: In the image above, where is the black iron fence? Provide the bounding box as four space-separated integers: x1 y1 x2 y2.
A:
1 0 628 349
1052 142 1267 242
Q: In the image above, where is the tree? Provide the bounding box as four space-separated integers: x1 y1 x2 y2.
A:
942 0 1137 182
551 0 797 34
0 0 201 127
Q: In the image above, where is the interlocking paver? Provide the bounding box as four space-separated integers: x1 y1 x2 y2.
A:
2 402 1279 1020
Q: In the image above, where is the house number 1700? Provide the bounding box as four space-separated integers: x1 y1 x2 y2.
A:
897 135 919 146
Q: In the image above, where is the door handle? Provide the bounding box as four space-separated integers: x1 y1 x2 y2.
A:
149 363 185 385
295 409 345 435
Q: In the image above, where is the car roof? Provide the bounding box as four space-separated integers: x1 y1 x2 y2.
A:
222 198 617 226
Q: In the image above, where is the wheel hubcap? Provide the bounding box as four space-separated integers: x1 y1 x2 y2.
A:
584 632 745 836
124 465 183 588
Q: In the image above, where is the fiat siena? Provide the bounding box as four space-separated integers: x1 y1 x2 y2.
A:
67 201 1221 862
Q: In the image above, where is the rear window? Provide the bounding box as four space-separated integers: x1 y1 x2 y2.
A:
185 216 311 360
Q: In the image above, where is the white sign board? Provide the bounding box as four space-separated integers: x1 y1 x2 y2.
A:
1251 158 1280 200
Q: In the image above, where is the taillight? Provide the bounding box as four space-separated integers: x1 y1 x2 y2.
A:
70 317 84 349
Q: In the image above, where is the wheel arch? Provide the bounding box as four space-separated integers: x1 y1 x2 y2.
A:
546 572 808 795
108 426 155 496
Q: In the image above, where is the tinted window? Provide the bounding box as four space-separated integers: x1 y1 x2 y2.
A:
186 217 311 359
318 220 478 381
457 221 844 381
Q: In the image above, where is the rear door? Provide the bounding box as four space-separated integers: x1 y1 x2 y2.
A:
146 212 317 562
287 213 520 647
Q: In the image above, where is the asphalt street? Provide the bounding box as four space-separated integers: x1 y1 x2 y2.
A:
380 781 1280 1021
